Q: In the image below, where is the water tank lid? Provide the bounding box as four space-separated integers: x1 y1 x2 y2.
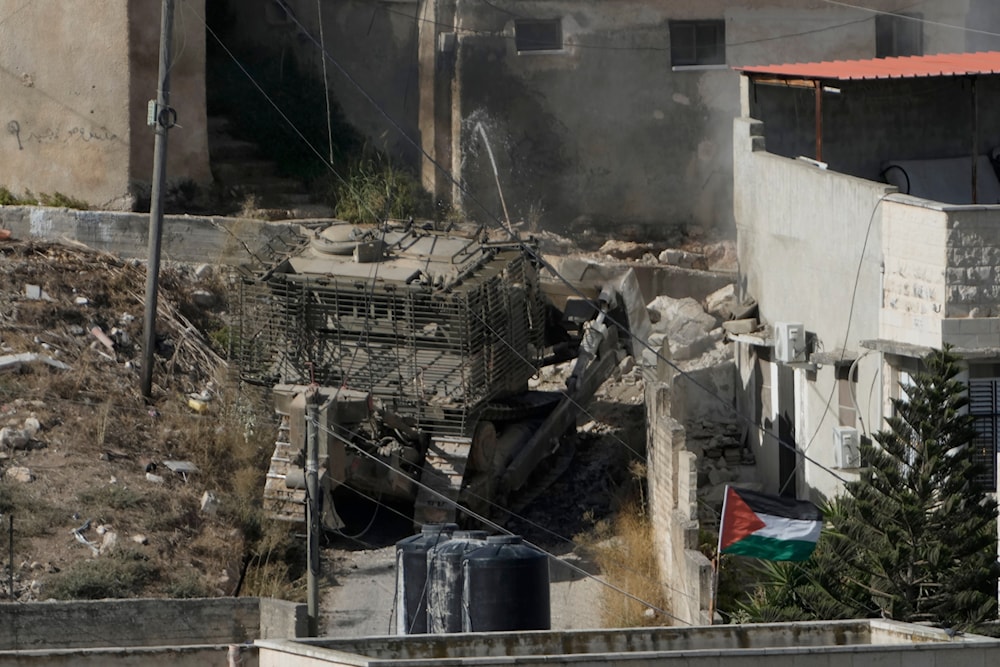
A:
421 522 459 534
486 535 522 545
455 530 489 540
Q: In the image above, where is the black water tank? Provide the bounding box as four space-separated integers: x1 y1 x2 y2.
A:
462 535 550 632
395 523 458 634
426 530 489 633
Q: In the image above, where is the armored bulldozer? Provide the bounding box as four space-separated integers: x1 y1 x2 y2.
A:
235 221 647 528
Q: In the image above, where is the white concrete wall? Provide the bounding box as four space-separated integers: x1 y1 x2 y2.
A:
733 117 890 499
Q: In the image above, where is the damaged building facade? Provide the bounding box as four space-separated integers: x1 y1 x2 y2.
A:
733 51 1000 503
227 0 987 240
11 1 988 228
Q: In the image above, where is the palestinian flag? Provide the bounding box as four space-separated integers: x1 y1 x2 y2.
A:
718 486 823 562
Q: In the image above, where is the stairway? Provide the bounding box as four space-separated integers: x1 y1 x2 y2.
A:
208 116 333 219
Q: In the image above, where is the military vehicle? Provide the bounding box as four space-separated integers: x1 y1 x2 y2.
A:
235 221 647 528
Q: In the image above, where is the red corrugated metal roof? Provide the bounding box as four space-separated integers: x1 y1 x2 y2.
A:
736 51 1000 81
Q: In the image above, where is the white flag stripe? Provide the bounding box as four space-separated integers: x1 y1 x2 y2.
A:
754 512 822 542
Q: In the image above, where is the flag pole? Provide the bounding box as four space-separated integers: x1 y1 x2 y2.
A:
710 485 731 624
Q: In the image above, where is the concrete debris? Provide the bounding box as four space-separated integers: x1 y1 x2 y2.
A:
647 295 720 361
163 460 198 474
24 285 53 301
704 283 738 320
145 472 165 484
0 427 29 450
722 319 758 335
598 239 654 261
5 466 34 483
201 490 219 515
163 460 198 482
0 352 71 373
657 248 708 270
131 534 149 545
99 529 118 555
23 417 40 438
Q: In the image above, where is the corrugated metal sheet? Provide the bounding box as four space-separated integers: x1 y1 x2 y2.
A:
736 51 1000 81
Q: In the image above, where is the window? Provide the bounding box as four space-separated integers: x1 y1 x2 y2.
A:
969 375 1000 491
515 19 562 52
875 14 923 58
669 20 725 68
836 363 858 428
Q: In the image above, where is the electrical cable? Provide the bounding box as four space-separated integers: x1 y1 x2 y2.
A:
778 195 887 495
818 0 1000 40
314 416 694 625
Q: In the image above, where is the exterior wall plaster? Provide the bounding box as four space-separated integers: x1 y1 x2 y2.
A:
0 1 210 210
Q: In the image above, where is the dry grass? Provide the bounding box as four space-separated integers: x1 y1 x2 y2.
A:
578 463 672 627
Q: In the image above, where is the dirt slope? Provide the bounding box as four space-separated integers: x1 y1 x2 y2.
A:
0 239 256 601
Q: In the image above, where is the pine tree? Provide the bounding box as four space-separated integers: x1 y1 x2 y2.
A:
738 347 1000 628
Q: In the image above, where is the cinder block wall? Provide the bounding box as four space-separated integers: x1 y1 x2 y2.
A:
645 364 713 626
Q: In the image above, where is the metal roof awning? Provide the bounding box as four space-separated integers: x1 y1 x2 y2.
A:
736 51 1000 183
735 51 1000 83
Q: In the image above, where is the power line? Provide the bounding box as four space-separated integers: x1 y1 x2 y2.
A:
818 0 1000 40
315 417 695 624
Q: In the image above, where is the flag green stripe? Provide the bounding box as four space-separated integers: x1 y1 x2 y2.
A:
722 534 817 561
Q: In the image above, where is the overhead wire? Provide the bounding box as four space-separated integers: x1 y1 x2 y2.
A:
778 194 887 495
184 11 855 610
181 0 956 618
258 5 854 488
314 416 694 625
818 0 1000 41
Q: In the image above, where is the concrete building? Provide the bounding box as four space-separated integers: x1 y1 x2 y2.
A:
189 1 993 239
5 1 1000 235
0 0 211 210
732 51 1000 502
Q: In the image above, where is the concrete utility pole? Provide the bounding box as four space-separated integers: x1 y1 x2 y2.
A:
306 388 321 636
141 0 176 400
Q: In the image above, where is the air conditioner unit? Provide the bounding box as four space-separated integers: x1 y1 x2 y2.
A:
774 322 806 363
833 426 861 469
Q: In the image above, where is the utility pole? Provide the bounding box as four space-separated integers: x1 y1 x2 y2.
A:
306 388 321 636
141 0 176 400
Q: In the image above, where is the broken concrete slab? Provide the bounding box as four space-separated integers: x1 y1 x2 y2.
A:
647 295 720 361
704 283 738 320
0 353 71 373
722 319 757 335
5 466 34 483
658 248 708 270
24 285 53 301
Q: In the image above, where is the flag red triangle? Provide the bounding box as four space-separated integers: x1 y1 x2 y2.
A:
720 487 766 550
